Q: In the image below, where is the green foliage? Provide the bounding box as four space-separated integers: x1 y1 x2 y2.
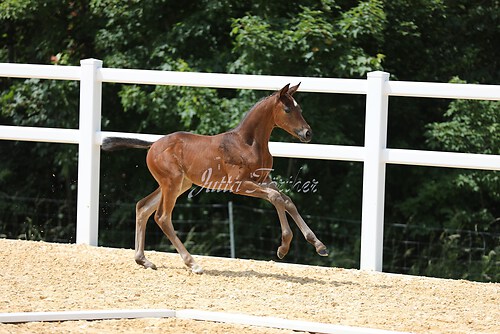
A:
116 58 252 135
339 0 386 41
230 1 385 77
427 80 500 156
0 79 79 127
427 78 500 204
0 0 38 20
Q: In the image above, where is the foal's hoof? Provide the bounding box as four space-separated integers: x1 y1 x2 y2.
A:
317 247 329 257
190 263 204 274
277 250 285 259
277 247 288 259
136 259 157 270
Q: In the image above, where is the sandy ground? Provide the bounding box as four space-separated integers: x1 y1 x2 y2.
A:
0 239 498 334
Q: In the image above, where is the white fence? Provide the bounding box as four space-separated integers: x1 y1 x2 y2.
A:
1 59 499 271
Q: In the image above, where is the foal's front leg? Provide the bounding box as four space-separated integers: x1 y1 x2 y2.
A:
271 186 328 257
280 192 329 257
235 180 328 258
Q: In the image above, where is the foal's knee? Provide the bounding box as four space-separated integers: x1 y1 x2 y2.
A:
278 194 298 213
269 191 287 208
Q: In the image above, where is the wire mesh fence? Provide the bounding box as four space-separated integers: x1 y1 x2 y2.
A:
0 194 498 281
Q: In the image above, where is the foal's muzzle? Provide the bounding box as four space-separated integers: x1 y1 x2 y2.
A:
298 128 312 143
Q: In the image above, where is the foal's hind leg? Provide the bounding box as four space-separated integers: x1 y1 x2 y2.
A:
135 188 161 269
265 182 293 258
275 205 293 259
155 177 203 273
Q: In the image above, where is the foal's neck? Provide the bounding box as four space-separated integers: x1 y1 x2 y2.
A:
234 97 275 146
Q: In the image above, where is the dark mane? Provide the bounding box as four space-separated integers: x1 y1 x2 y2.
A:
237 93 275 126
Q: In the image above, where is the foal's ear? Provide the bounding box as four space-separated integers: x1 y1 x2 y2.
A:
288 82 301 96
279 83 290 98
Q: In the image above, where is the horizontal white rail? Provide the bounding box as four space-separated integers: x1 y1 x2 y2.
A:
4 127 490 171
0 308 412 334
0 125 79 144
0 309 176 323
269 142 366 161
387 81 500 100
1 62 498 99
98 131 366 162
99 68 367 94
0 63 80 81
176 309 411 334
386 148 500 170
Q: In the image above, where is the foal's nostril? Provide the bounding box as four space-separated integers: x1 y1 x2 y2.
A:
299 129 312 142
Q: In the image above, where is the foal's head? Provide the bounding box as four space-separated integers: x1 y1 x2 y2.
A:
272 83 312 143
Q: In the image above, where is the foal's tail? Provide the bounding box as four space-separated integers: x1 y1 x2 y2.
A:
101 137 154 151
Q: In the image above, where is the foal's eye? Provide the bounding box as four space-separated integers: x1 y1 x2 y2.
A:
284 106 290 113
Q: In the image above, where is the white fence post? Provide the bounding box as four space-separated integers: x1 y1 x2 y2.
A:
76 59 103 245
360 71 390 271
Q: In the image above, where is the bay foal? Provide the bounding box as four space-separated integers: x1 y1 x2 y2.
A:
102 83 328 273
